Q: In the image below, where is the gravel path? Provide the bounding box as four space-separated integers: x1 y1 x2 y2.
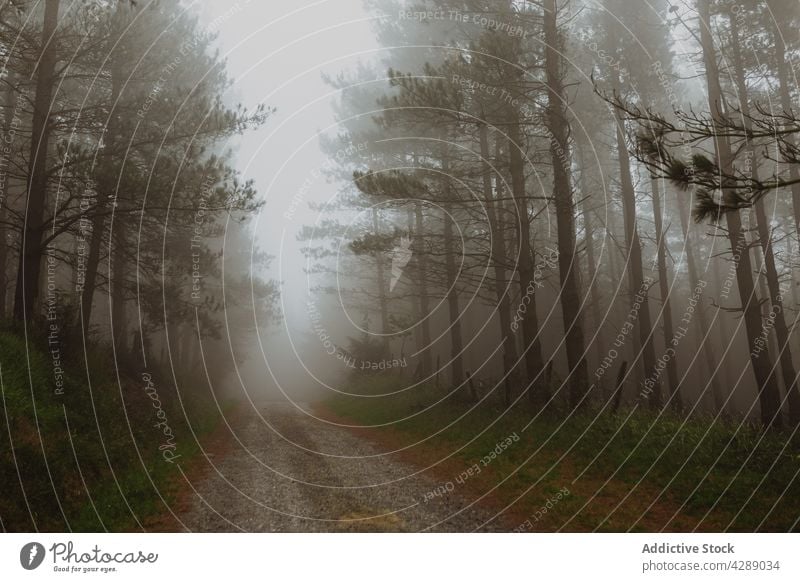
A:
179 402 505 532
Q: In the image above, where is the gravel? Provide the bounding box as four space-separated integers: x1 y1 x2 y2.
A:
178 402 506 532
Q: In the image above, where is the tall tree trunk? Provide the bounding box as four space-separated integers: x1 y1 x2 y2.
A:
112 222 127 352
442 156 464 388
480 122 518 395
606 220 621 290
711 254 737 409
651 176 681 410
80 56 123 328
576 140 606 377
507 116 544 405
0 72 16 319
729 10 800 425
613 104 660 408
603 214 643 395
0 208 6 319
407 208 423 364
13 0 60 321
414 202 433 377
699 0 782 428
371 207 390 353
675 187 725 412
752 239 781 386
544 0 588 409
79 197 103 328
604 9 660 408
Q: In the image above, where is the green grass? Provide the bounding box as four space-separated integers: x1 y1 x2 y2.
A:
0 330 226 532
326 374 800 531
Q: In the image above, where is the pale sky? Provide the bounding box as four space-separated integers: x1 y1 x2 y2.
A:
200 0 379 280
196 0 383 399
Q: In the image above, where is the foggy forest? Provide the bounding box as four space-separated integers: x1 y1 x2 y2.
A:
2 0 800 534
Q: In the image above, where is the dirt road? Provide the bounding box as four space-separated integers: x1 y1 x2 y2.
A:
178 402 504 532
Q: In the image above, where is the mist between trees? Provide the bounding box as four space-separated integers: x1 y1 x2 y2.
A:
0 1 282 530
302 0 800 431
0 0 280 379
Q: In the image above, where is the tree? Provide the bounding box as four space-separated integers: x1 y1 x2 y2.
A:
696 0 781 428
542 0 589 408
13 0 59 321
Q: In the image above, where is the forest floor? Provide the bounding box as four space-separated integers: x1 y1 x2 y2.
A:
165 401 506 532
320 376 800 532
159 386 800 532
317 400 711 532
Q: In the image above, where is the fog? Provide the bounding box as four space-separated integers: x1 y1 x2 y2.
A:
200 0 800 425
3 0 800 537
